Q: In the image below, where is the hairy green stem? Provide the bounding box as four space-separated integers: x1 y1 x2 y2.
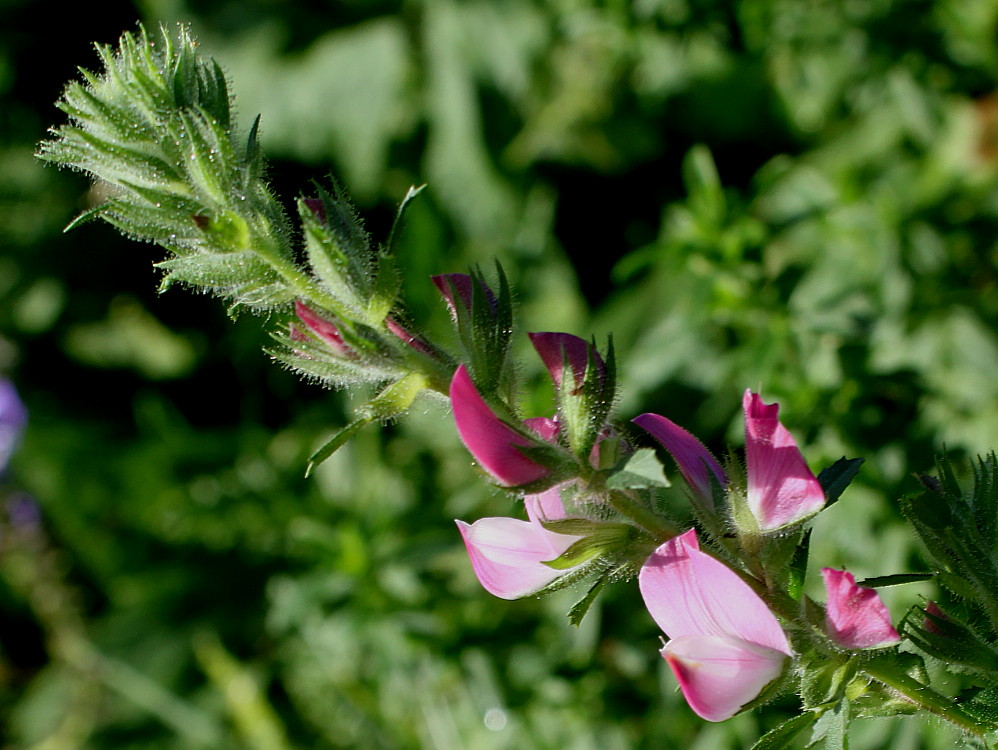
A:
862 657 992 738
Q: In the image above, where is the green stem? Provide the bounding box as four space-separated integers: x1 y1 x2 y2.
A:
606 490 679 542
862 657 992 738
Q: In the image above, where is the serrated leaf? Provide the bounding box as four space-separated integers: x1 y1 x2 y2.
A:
751 712 818 750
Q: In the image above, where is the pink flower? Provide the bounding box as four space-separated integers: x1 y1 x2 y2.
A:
294 300 352 357
456 487 581 599
639 529 792 722
821 568 901 650
744 390 825 531
450 364 552 487
528 332 602 391
632 413 727 508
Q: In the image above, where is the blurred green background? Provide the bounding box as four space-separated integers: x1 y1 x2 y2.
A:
2 0 998 747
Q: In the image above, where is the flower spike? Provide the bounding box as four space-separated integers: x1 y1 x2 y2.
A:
743 390 825 531
821 568 901 649
639 529 791 721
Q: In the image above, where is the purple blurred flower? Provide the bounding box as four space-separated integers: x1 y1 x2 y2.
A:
0 379 27 473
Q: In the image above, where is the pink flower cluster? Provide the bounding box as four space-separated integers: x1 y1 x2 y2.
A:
442 283 900 722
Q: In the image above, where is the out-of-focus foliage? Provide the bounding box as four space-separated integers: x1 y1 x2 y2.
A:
1 0 996 747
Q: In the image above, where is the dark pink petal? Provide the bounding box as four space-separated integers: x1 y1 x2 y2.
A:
432 273 496 318
743 390 824 531
456 515 581 599
639 529 791 655
633 413 727 507
528 332 596 389
663 635 789 722
295 300 351 357
523 416 559 443
450 365 551 487
821 568 901 649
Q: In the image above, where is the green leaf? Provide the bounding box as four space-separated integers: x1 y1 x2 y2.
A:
807 699 850 750
607 448 670 490
817 457 863 507
567 576 607 627
305 419 372 477
856 572 933 588
751 712 818 750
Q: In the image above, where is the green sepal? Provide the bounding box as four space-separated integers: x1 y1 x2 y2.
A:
817 457 864 508
750 712 818 750
799 656 858 708
901 603 998 673
156 251 291 310
298 187 371 320
360 371 429 421
541 521 638 570
305 419 372 477
786 529 811 600
606 448 670 490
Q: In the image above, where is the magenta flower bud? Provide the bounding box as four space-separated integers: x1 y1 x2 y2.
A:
303 198 327 224
528 332 601 391
455 486 580 599
450 364 552 487
432 273 496 318
385 317 435 357
294 300 352 357
632 413 727 508
744 391 824 531
923 600 947 635
821 568 901 649
639 529 792 722
0 379 27 473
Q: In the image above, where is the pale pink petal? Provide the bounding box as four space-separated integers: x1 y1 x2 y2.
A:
528 332 596 389
633 413 727 507
525 486 567 522
743 390 825 531
450 365 551 487
295 300 352 356
663 635 789 722
821 568 901 649
639 529 791 655
456 516 580 599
